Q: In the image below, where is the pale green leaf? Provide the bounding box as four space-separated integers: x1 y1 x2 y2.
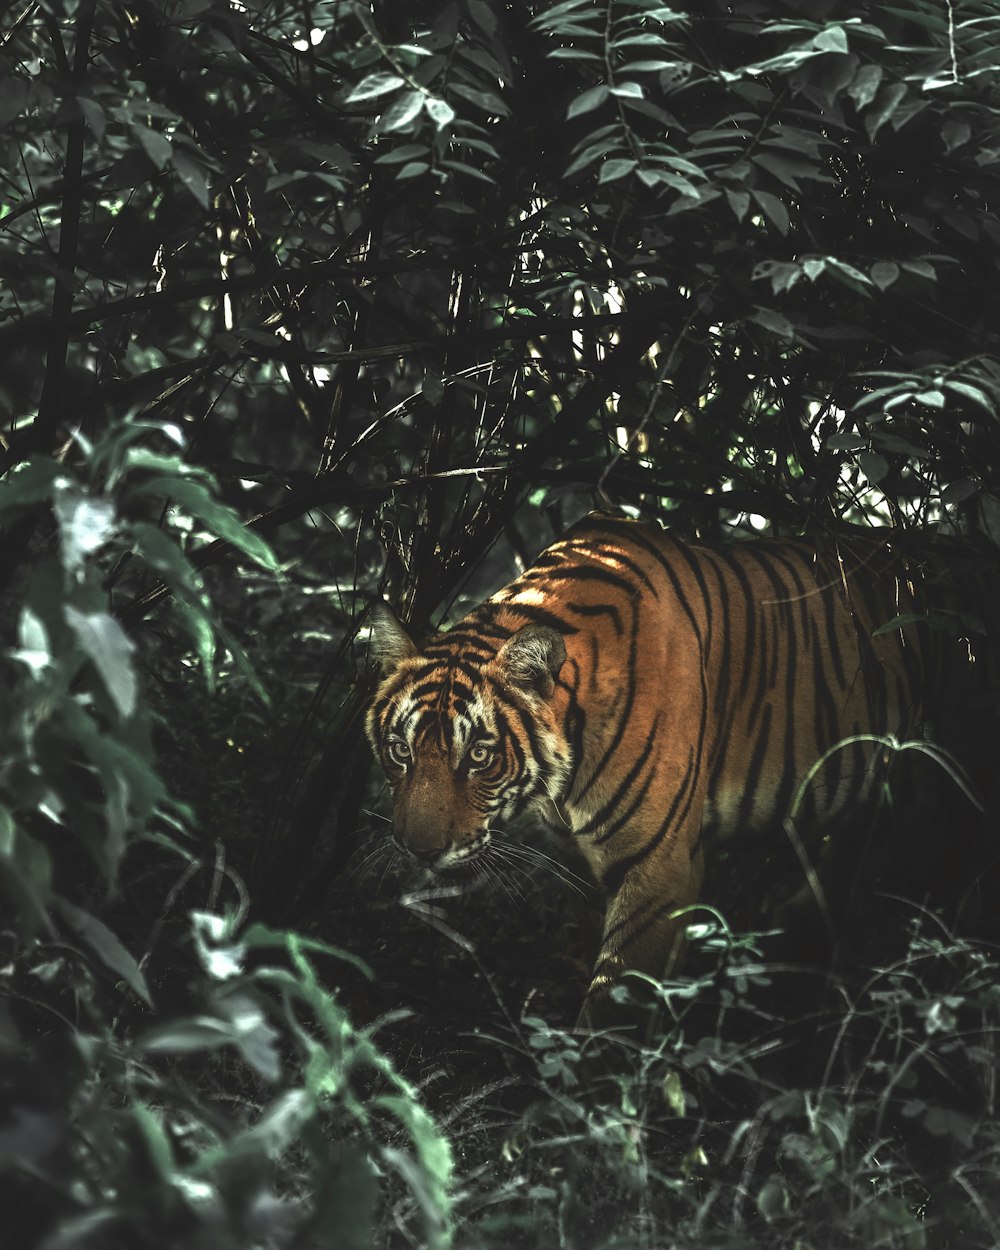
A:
567 84 610 119
848 63 882 109
424 97 455 128
870 261 899 290
941 380 996 416
52 486 116 574
598 158 636 184
64 607 137 719
381 90 424 132
347 73 405 102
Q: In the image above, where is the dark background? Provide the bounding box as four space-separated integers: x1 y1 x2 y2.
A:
3 2 1000 1247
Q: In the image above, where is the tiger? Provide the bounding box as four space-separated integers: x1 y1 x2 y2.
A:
365 511 992 1031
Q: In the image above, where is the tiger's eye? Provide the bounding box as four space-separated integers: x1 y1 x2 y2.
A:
468 743 494 767
387 739 411 766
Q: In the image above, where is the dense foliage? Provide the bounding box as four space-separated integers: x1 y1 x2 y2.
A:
2 1 1000 1246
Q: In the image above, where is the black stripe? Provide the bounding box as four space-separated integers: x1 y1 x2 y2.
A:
596 896 679 966
563 600 625 633
522 562 641 601
602 747 697 895
574 597 640 800
577 715 661 837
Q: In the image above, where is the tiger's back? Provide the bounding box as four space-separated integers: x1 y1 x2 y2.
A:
367 513 991 1029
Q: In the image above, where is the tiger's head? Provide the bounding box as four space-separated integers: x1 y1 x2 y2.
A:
365 602 571 874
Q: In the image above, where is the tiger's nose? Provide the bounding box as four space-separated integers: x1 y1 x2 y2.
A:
395 836 450 866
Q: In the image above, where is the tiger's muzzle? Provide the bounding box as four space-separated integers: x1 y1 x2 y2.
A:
391 823 491 874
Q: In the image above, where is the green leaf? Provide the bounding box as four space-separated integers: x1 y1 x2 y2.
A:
827 258 873 288
440 158 495 185
870 261 899 290
942 478 978 503
169 597 217 689
135 477 278 570
466 0 498 36
64 607 137 719
636 168 697 194
134 124 172 171
848 63 882 108
381 91 424 132
218 993 282 1081
826 433 866 451
423 97 455 128
531 0 595 29
725 189 750 221
751 190 790 234
0 459 61 512
449 81 510 116
77 97 106 141
941 380 996 416
242 923 374 980
662 1069 686 1116
757 1176 790 1223
347 73 405 102
750 307 795 338
753 259 800 295
752 152 818 189
941 118 971 152
598 158 636 184
396 161 431 180
130 1104 174 1182
170 149 209 208
865 82 908 141
858 450 889 484
609 82 643 99
624 60 679 73
123 448 196 476
374 143 427 166
567 85 610 119
55 897 153 1006
902 259 936 281
129 521 200 588
137 1017 243 1054
665 186 721 215
813 26 849 54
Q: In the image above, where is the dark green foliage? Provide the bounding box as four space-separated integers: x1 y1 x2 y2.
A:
465 921 1000 1250
2 0 1000 1246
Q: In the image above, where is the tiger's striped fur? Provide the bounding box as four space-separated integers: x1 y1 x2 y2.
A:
366 512 986 1029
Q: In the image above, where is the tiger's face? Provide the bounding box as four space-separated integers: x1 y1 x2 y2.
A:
365 603 570 874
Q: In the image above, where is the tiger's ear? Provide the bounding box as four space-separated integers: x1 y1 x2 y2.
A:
497 624 566 699
367 601 419 675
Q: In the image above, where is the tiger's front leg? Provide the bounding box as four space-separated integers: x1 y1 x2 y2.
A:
576 838 705 1033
